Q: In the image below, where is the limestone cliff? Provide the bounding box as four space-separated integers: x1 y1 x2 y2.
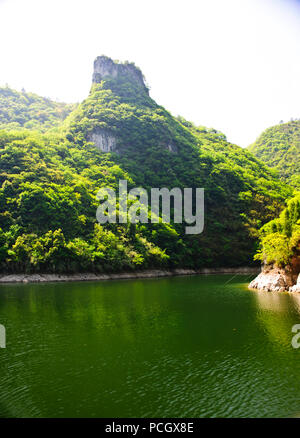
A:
88 130 117 153
86 56 151 153
92 55 148 93
249 263 300 293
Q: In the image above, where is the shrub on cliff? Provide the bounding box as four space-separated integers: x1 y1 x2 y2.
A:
254 193 300 267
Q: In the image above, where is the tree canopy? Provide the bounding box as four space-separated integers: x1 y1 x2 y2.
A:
254 193 300 267
249 120 300 188
0 86 76 132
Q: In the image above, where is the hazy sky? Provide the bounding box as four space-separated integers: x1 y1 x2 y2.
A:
1 0 300 146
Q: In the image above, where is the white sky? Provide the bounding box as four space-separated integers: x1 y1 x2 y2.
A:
0 0 300 146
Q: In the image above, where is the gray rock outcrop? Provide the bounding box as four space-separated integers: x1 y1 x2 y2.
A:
290 274 300 293
88 130 117 152
249 265 299 293
92 55 148 93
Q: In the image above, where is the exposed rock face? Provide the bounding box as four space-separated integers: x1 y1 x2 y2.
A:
92 55 148 93
290 274 300 293
89 56 151 154
89 56 179 155
249 264 300 293
166 143 178 153
291 255 300 284
88 130 117 152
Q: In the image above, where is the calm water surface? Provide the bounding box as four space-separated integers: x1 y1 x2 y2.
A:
1 274 300 418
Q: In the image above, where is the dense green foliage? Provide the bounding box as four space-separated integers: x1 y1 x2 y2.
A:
249 120 300 188
0 130 169 273
0 65 293 273
0 87 76 132
254 193 300 267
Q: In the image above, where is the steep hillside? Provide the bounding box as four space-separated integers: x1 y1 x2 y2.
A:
0 87 76 132
249 120 300 188
0 57 292 274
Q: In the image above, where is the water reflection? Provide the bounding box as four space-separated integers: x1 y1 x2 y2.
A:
253 289 300 350
1 277 300 417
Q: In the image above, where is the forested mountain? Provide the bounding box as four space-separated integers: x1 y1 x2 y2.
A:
0 87 76 132
0 57 293 274
249 120 300 188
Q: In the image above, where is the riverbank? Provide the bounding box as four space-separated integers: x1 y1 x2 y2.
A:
0 267 259 284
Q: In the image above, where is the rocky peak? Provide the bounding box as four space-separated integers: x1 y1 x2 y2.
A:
92 56 148 93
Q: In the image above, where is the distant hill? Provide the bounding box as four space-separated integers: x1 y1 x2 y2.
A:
0 87 76 132
248 120 300 188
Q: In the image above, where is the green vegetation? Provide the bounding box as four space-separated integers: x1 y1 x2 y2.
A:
0 86 76 132
0 62 294 274
254 193 300 267
0 130 168 273
249 120 300 188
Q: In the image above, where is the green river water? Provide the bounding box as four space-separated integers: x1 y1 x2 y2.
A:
1 274 300 418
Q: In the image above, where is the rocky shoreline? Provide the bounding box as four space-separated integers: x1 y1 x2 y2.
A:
249 266 300 293
0 267 259 284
